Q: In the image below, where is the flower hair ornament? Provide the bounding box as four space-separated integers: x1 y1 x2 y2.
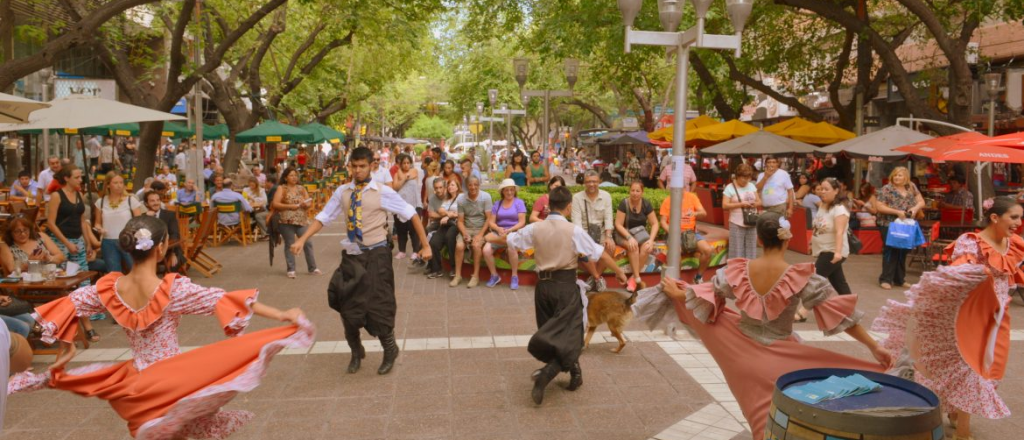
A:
983 197 995 211
134 228 154 251
777 217 793 240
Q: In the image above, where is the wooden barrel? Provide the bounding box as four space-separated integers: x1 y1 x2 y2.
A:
765 368 943 440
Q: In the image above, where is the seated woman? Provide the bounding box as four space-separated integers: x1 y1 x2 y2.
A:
529 176 566 223
614 181 659 292
656 212 891 437
483 179 527 290
793 173 811 203
8 215 312 439
0 216 66 276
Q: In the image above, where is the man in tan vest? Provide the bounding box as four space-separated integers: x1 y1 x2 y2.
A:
292 147 431 375
504 186 627 404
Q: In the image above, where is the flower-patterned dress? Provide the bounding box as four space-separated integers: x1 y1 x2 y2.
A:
7 272 315 439
660 260 885 439
874 233 1023 418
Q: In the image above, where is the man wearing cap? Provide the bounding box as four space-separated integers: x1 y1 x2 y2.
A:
292 146 431 376
499 186 627 404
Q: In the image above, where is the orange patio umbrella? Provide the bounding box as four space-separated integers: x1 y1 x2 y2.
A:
779 121 856 145
685 119 758 147
764 117 813 134
648 114 718 141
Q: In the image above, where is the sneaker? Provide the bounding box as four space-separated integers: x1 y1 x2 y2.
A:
486 274 501 287
510 276 519 290
693 274 703 284
287 271 296 279
395 252 406 260
427 271 443 279
448 271 455 278
467 276 480 288
594 277 607 292
450 275 462 287
411 253 420 261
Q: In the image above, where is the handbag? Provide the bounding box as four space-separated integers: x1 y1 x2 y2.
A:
682 230 698 254
729 184 759 226
628 225 650 245
0 296 34 317
584 199 604 244
847 229 863 255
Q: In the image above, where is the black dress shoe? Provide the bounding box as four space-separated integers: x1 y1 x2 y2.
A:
531 363 558 405
567 362 583 391
377 332 400 375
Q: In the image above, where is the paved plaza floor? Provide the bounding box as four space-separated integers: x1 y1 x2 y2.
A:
4 219 1024 440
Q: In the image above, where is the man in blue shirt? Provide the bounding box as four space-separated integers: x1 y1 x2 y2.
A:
210 177 252 226
176 178 198 205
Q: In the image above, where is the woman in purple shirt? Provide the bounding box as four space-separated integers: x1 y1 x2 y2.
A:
483 179 527 289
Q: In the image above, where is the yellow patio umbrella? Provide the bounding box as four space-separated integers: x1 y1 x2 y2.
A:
648 115 718 141
685 119 759 147
764 117 813 134
780 121 855 145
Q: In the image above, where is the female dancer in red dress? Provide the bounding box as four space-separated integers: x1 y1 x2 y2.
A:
655 212 891 438
874 196 1024 440
8 215 314 439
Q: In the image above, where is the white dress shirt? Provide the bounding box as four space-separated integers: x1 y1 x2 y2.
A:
506 213 604 262
316 180 414 231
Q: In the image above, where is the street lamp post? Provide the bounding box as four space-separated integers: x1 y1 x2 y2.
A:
502 103 510 147
513 58 578 159
488 89 498 150
617 0 752 279
985 72 1002 137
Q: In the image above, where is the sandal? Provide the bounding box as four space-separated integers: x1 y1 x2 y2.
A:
86 329 100 343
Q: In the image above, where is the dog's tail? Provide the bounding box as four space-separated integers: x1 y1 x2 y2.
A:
625 290 638 307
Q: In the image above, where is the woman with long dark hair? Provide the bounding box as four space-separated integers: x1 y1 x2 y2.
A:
46 166 101 341
506 150 528 187
271 167 319 279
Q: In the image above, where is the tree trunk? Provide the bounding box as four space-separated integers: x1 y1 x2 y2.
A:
134 121 163 190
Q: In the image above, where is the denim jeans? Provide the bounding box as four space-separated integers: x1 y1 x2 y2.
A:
279 223 316 272
101 238 133 274
1 314 34 337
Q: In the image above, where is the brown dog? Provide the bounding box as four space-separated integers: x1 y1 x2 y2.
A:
584 291 638 353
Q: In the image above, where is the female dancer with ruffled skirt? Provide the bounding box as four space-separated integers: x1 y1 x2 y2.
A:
874 196 1023 440
8 215 315 439
654 212 891 438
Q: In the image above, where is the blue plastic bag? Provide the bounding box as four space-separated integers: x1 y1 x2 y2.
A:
886 220 925 249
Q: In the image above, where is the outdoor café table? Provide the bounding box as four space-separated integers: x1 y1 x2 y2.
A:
1 271 98 353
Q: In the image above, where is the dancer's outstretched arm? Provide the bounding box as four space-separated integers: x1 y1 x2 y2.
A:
845 324 892 368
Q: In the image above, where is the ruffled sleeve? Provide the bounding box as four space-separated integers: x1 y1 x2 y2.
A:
800 274 864 336
684 267 732 323
946 233 981 266
33 285 106 344
168 277 259 337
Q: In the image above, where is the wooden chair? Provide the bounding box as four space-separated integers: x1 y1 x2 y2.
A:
180 210 222 277
175 202 204 250
212 201 250 246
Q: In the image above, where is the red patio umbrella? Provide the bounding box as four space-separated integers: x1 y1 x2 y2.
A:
965 131 1024 149
895 132 1024 220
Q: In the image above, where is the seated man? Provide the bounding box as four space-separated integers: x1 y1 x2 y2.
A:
940 176 973 210
10 170 41 204
142 189 183 272
209 177 252 227
449 176 491 288
660 189 712 283
175 178 199 205
156 164 178 187
571 170 616 283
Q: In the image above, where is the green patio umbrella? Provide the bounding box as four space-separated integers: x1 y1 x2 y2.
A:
235 120 314 143
299 122 345 144
202 124 229 140
160 121 194 138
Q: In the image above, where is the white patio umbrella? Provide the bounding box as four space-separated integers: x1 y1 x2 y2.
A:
698 130 817 156
0 92 50 123
0 94 185 131
816 125 934 161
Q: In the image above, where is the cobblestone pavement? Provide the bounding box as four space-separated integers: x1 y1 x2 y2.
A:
4 219 1024 440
